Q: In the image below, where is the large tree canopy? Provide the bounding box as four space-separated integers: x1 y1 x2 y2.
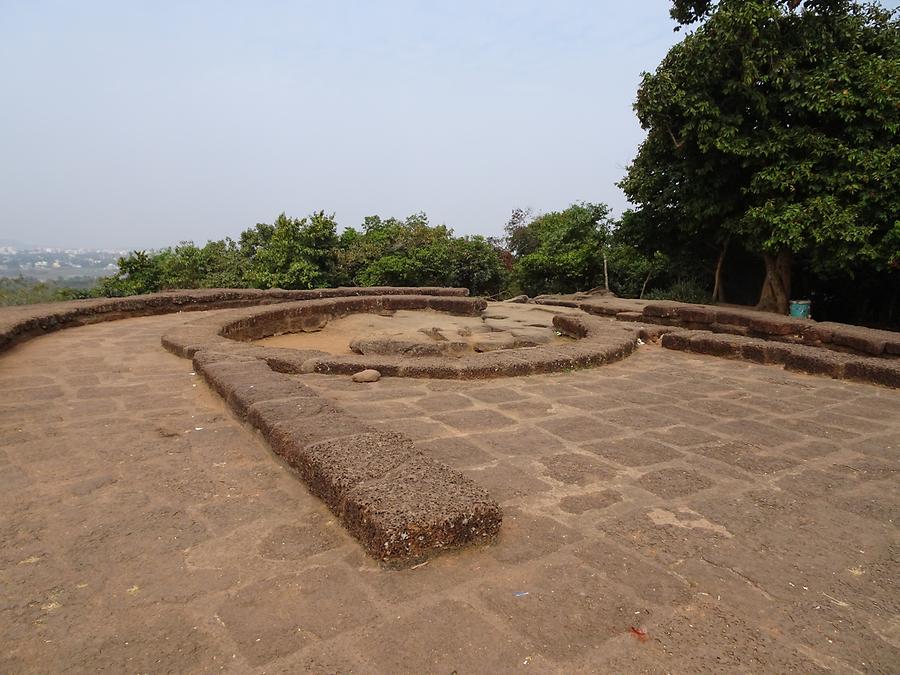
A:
621 0 899 313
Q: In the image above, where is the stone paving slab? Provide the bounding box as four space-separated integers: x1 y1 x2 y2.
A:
0 311 898 672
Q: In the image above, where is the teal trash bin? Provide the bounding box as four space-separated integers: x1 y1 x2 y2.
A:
789 300 811 319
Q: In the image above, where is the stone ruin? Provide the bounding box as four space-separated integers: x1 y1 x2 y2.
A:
1 285 897 567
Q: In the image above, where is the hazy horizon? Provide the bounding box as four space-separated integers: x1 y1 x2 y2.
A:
2 1 685 250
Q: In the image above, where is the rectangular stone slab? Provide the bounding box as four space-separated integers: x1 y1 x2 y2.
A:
342 454 502 565
297 432 422 512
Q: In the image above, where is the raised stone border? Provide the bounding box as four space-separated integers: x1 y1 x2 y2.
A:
535 295 900 388
0 286 467 355
154 293 647 564
535 295 900 358
160 295 642 379
660 330 900 389
189 349 501 566
0 287 508 567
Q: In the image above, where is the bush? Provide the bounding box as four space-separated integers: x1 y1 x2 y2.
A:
643 278 711 304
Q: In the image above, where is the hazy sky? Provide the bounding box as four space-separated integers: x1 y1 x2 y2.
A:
1 1 683 249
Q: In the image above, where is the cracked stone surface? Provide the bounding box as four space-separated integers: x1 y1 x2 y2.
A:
1 311 899 673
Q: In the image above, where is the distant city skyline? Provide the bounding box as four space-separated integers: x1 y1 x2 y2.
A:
2 1 685 249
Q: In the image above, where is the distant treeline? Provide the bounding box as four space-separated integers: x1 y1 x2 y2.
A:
0 204 707 306
2 203 897 327
88 204 704 303
0 275 97 306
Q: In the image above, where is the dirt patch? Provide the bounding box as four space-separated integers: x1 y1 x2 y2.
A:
255 306 573 356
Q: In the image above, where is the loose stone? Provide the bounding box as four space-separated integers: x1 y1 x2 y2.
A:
352 369 381 383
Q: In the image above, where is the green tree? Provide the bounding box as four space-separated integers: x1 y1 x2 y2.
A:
243 212 340 289
444 235 509 297
97 250 164 296
621 0 900 313
507 202 613 296
0 276 91 306
337 213 507 295
158 243 204 289
197 238 246 288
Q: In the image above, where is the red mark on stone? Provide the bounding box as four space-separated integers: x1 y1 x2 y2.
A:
630 626 649 642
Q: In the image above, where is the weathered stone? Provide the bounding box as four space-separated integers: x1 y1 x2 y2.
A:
831 327 888 356
342 454 502 564
471 334 517 352
660 331 697 352
780 346 848 379
710 322 750 337
845 359 900 388
688 333 746 358
676 305 715 324
351 369 382 383
642 302 679 318
748 315 805 336
298 432 422 511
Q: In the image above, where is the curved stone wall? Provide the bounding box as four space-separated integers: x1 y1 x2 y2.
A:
534 295 900 389
160 295 642 380
0 286 467 355
154 293 649 565
6 287 894 568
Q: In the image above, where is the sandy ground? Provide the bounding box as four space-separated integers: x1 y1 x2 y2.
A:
256 304 571 355
1 311 899 673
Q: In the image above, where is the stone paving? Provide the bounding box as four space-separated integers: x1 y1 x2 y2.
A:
1 311 899 673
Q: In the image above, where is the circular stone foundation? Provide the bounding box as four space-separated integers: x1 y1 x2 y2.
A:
190 294 642 379
253 304 577 357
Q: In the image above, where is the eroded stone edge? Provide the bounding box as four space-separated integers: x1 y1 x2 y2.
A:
159 296 641 380
660 330 900 389
534 297 900 358
187 346 502 567
0 286 468 356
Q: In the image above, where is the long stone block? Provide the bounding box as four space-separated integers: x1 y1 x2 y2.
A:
845 359 900 388
298 432 421 513
342 454 502 565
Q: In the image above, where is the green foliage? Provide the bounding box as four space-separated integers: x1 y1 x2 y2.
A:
244 212 339 289
0 276 92 306
606 245 672 298
195 239 246 288
91 210 508 299
643 278 712 304
507 203 613 296
343 214 508 295
622 0 900 312
96 239 247 296
97 250 164 296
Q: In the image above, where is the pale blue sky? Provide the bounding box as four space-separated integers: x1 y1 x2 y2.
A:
1 1 681 248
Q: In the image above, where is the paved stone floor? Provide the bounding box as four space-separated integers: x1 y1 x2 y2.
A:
1 312 898 673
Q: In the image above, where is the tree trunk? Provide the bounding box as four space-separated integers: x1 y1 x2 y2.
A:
639 269 653 299
602 249 609 291
712 239 729 304
756 249 792 314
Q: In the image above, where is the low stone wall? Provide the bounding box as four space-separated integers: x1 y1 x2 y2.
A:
535 295 900 358
1 287 505 566
0 286 467 355
155 293 647 563
639 302 900 357
534 295 899 388
660 330 900 389
189 349 501 566
160 295 642 379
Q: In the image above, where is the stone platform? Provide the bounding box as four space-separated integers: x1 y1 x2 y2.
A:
1 291 898 672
